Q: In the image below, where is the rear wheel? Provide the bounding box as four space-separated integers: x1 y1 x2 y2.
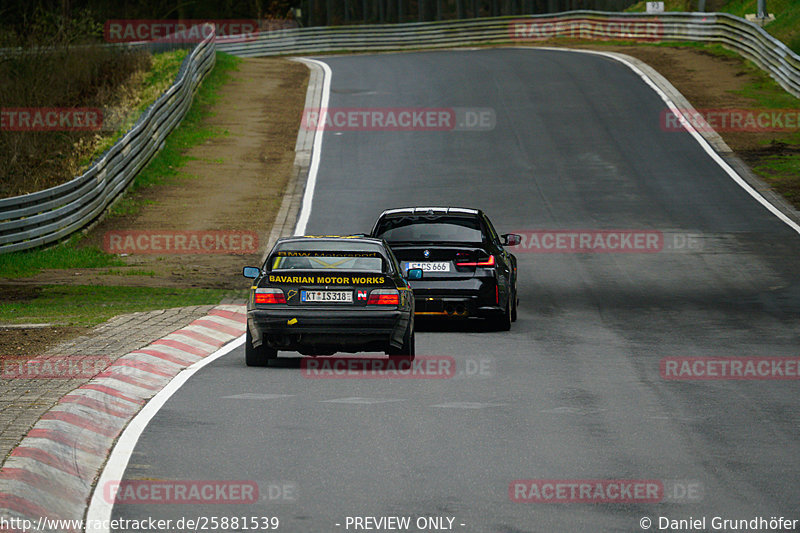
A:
388 327 415 361
490 299 512 332
511 289 518 322
245 327 277 367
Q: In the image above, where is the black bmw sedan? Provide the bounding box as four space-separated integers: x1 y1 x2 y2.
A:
370 207 520 331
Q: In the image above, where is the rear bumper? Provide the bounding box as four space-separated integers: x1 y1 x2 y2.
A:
247 308 409 354
409 277 501 318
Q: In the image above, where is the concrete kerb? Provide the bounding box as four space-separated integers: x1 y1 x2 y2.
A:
0 305 247 531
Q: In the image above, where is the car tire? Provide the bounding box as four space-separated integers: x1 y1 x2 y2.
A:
245 327 277 367
491 300 512 332
511 289 518 322
388 327 415 361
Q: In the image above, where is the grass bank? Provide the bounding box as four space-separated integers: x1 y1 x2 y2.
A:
626 0 800 54
0 285 245 326
0 51 245 325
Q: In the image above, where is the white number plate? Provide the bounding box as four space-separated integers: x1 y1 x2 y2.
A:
301 290 353 303
405 261 450 272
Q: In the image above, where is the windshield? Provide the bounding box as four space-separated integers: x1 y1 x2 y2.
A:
375 216 484 243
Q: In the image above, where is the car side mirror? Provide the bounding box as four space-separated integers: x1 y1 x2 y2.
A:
405 268 423 280
502 234 522 247
242 266 262 278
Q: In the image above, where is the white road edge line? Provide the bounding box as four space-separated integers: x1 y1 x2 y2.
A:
85 57 333 533
85 336 243 531
293 58 332 236
522 46 800 236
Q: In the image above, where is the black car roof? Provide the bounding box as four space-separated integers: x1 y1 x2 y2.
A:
377 207 481 217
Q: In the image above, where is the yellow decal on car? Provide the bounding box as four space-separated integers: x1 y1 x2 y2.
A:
269 274 386 285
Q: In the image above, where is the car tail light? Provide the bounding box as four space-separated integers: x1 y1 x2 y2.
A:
495 285 499 305
456 254 495 267
255 288 286 304
367 289 400 305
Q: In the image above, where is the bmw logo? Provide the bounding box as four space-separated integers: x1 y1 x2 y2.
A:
423 249 430 258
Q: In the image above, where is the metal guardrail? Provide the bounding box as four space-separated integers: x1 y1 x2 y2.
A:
0 29 216 253
216 11 800 98
2 11 798 254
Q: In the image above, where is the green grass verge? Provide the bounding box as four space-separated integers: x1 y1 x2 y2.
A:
87 49 189 163
753 152 800 206
0 285 247 326
0 237 124 278
715 46 800 206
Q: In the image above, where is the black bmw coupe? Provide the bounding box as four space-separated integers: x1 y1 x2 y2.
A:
242 236 421 366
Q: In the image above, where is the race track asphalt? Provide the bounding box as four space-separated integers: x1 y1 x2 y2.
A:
109 48 800 533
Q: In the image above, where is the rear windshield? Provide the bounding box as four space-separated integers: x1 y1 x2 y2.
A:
269 246 385 272
374 216 484 244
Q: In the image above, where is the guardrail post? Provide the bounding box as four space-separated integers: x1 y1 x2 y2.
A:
757 0 767 19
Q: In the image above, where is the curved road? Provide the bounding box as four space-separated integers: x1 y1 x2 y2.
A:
107 49 799 532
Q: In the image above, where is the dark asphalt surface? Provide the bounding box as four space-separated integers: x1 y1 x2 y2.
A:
111 49 800 532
